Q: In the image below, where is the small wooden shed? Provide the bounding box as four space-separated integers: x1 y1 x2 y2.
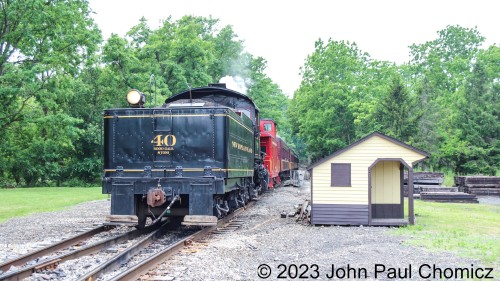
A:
308 132 429 226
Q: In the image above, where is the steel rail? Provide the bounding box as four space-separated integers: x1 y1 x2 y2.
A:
0 225 108 273
110 201 255 281
78 220 171 281
0 223 163 281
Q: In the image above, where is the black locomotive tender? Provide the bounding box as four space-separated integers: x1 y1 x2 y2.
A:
103 83 285 228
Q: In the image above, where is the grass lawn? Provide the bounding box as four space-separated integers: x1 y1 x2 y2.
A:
0 187 108 223
393 199 500 267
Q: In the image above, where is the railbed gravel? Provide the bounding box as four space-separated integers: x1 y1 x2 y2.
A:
0 199 110 262
0 182 494 280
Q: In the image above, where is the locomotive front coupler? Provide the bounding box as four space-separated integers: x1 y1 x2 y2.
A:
146 180 165 207
152 195 181 224
145 179 176 208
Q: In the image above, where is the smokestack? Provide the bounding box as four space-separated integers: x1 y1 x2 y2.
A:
209 83 227 88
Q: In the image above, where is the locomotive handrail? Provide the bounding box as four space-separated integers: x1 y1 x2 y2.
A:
149 74 157 107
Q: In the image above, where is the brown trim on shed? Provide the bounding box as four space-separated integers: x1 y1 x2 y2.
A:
368 169 372 224
312 204 369 225
331 163 351 187
368 158 413 225
309 169 313 223
409 167 414 225
400 163 404 207
371 204 403 219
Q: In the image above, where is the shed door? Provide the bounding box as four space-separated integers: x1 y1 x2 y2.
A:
371 161 403 219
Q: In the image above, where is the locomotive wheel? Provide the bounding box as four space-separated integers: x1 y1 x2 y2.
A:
136 198 148 229
136 215 147 230
244 187 250 203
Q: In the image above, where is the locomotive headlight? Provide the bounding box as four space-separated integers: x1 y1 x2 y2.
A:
126 89 145 107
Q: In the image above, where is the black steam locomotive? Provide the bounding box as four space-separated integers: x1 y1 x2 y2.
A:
102 83 268 228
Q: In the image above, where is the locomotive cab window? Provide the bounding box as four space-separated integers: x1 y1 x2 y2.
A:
264 123 272 132
238 109 251 120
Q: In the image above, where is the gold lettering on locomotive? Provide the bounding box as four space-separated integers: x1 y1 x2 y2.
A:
152 134 177 146
231 140 253 153
151 134 177 155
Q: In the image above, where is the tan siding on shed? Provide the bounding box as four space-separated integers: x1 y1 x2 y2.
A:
312 135 426 205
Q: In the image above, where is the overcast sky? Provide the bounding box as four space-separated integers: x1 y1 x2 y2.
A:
89 0 499 96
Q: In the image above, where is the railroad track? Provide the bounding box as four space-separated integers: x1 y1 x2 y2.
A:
107 201 254 281
0 222 164 281
0 225 109 274
0 201 254 281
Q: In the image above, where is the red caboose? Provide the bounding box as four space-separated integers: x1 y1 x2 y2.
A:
259 119 280 188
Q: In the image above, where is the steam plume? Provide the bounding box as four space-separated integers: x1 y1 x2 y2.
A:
219 75 249 95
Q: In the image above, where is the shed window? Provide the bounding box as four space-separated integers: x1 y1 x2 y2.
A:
331 163 351 187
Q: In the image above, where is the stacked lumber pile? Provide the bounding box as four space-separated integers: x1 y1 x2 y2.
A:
405 172 478 203
455 176 500 196
420 192 479 203
404 172 456 196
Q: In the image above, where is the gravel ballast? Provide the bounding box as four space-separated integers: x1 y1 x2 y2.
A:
0 199 109 262
0 181 493 280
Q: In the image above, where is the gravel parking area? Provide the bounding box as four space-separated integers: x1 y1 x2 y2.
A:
0 181 490 280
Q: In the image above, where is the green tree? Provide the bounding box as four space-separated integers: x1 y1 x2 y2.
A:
407 25 487 173
208 25 246 80
0 0 101 186
289 39 371 161
103 15 247 104
373 75 422 143
452 46 500 174
350 60 398 138
65 67 111 183
102 34 145 103
247 57 290 136
409 25 484 96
